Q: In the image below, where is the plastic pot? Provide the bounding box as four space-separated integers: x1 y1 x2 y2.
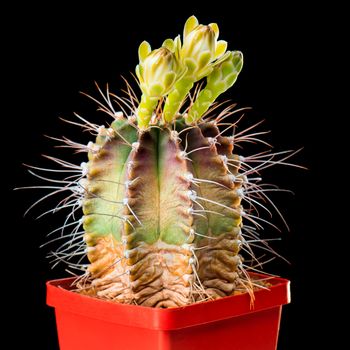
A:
47 274 290 350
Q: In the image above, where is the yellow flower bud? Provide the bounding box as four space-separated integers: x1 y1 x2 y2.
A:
179 17 229 81
136 47 183 98
181 24 216 69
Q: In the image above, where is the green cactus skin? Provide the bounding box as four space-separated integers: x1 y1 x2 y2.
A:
22 16 299 308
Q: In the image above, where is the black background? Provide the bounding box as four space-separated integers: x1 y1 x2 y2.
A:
5 2 334 349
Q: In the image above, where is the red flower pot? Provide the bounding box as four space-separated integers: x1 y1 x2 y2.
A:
47 274 290 350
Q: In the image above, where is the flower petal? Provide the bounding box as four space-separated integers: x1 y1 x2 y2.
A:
138 41 152 63
209 23 219 40
162 38 175 52
198 51 212 69
184 15 199 39
215 40 227 59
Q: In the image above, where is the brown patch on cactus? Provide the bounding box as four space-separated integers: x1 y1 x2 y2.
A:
127 241 194 307
78 233 133 303
195 229 243 298
79 236 194 307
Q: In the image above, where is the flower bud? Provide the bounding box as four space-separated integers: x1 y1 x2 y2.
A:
182 25 215 61
136 47 183 98
180 16 228 80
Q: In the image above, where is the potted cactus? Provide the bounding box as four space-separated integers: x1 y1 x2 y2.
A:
23 16 297 350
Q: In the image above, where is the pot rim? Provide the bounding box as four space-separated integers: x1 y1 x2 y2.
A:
47 272 290 330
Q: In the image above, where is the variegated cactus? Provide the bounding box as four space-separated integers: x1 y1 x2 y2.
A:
21 16 299 308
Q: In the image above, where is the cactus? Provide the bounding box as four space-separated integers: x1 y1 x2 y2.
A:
20 16 301 308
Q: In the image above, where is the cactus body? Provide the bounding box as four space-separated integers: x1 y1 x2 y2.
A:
81 117 244 306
